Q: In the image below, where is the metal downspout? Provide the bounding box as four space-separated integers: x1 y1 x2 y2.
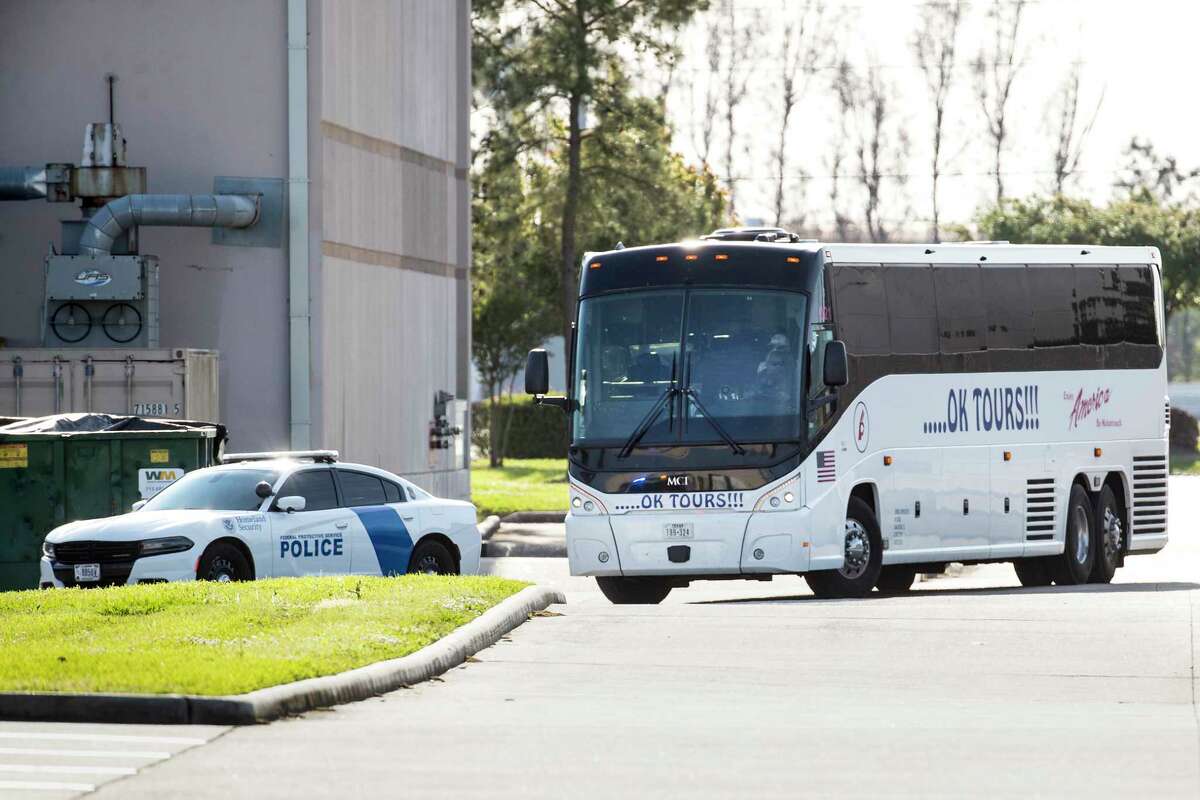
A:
287 0 312 449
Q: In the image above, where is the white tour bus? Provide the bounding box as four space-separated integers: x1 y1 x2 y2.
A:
525 227 1169 604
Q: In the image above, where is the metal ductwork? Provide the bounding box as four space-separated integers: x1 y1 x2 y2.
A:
79 193 261 256
0 166 49 200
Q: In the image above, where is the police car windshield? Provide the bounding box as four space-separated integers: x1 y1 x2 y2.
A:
141 468 280 512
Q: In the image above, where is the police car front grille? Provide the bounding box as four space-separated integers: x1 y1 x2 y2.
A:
1131 454 1168 536
1025 478 1056 540
53 540 142 564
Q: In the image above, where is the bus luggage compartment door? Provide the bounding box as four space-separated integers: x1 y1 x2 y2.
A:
607 512 751 576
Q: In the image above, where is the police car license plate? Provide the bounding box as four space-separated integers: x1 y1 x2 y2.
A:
74 563 100 583
663 522 694 540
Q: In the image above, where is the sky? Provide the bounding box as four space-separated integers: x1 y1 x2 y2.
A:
660 0 1200 237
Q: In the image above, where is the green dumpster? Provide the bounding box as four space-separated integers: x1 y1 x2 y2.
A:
0 414 226 591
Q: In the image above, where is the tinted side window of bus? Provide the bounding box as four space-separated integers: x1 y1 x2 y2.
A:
832 265 889 354
1029 268 1078 348
982 266 1034 350
1119 265 1158 345
1075 265 1124 346
886 266 938 354
934 266 986 353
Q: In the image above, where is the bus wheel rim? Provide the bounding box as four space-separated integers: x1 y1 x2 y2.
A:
840 519 870 580
1072 505 1090 564
1103 506 1122 561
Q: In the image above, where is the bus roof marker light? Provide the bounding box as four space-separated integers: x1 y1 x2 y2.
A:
786 256 801 264
715 254 729 261
685 254 699 261
655 255 669 262
589 261 602 269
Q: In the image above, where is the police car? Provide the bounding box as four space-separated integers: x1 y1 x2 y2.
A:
39 451 480 587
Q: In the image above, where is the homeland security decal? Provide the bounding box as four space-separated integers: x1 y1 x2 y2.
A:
924 384 1040 434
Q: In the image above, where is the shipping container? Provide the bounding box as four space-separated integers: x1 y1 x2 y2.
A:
0 348 218 422
0 415 224 590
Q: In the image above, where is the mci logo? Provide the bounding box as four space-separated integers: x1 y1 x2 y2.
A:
666 475 689 487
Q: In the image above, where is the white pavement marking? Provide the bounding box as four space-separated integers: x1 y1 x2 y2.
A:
0 780 95 792
0 764 138 775
0 731 206 746
0 746 169 760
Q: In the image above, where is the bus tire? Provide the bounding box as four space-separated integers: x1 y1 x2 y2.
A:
596 576 671 605
1013 558 1053 587
805 497 883 599
1053 483 1096 585
1089 484 1123 584
875 565 917 594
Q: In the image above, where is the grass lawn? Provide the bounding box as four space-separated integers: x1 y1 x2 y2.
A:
0 575 526 696
1171 450 1200 475
471 458 568 518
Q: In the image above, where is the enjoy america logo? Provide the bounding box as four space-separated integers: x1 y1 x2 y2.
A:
1069 387 1112 430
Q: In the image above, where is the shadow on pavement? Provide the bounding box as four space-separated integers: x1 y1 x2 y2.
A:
692 580 1200 605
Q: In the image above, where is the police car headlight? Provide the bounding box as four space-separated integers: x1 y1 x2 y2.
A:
41 540 54 559
139 536 195 556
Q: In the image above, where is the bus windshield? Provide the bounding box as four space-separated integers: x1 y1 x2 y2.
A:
572 289 808 449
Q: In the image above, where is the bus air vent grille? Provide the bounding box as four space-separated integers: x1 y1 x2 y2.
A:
1131 454 1168 536
1025 478 1056 537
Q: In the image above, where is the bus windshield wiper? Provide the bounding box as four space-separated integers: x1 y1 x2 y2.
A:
617 354 678 459
682 355 746 456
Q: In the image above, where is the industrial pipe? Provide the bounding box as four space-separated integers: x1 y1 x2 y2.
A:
78 193 260 256
0 166 48 200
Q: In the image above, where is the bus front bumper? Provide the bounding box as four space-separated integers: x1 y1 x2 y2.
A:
566 508 814 578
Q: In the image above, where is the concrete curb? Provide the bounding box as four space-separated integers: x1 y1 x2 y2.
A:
0 584 565 726
501 511 567 523
477 514 501 539
481 539 568 558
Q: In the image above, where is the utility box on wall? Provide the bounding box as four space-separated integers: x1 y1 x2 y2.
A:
0 348 218 421
43 254 159 348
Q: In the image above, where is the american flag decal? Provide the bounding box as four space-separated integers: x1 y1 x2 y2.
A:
816 450 836 483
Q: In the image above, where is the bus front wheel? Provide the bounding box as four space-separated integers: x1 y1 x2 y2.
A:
596 576 671 605
805 498 883 599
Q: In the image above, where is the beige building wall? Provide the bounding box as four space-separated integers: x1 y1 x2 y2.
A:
311 0 471 498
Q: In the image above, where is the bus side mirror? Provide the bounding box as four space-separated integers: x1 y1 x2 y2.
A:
525 349 550 395
823 340 848 387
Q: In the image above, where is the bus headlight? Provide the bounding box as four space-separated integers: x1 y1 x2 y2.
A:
569 491 607 516
754 480 801 512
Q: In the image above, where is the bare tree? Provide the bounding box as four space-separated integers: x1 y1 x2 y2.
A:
771 1 826 228
973 0 1026 204
718 0 760 216
1050 61 1104 194
690 16 723 168
912 0 964 242
836 61 909 242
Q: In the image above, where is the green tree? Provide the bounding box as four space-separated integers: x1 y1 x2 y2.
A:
473 0 711 350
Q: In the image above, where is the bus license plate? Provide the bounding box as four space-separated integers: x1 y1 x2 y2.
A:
663 523 694 540
74 563 100 583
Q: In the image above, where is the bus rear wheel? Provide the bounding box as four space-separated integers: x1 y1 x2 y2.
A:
1053 483 1096 585
596 576 671 605
805 497 883 599
1089 484 1123 584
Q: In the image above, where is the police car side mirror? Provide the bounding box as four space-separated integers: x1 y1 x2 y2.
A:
131 500 147 512
525 349 550 396
255 481 274 499
277 496 306 513
823 340 849 387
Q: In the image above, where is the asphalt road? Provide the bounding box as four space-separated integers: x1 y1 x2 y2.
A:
6 478 1199 799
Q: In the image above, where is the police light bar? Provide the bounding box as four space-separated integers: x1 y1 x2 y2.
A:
223 450 339 464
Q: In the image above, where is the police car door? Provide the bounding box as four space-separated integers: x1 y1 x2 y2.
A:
269 467 355 576
338 469 417 576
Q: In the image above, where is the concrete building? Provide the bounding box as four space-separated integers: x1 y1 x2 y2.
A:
0 0 472 498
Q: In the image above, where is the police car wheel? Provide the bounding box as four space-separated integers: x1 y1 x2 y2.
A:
595 576 671 605
197 543 251 582
407 540 456 575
